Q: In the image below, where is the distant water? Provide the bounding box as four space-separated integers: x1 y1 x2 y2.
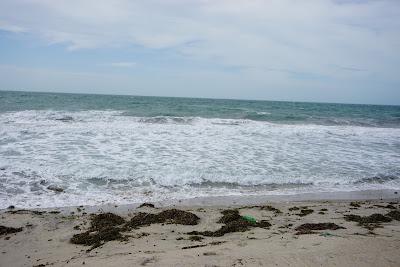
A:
1 90 399 208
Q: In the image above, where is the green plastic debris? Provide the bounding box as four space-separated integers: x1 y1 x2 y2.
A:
242 215 257 224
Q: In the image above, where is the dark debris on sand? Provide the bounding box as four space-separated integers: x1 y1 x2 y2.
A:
6 209 45 215
187 209 271 237
344 213 392 230
295 223 345 235
374 204 397 210
138 203 155 208
188 235 204 241
259 205 282 214
71 209 200 250
70 213 126 250
386 210 400 221
128 209 200 228
217 209 241 224
240 205 282 214
350 202 361 208
0 225 23 236
296 208 314 217
70 227 124 249
90 213 125 230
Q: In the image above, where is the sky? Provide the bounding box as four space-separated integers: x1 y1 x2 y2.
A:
0 0 399 105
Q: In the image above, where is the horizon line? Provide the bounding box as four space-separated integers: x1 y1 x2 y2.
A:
0 89 399 107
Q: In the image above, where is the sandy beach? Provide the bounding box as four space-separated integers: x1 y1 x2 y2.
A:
1 193 400 267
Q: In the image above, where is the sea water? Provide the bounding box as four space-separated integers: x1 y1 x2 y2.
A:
1 91 399 208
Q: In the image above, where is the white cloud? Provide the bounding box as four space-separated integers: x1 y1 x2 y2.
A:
0 0 399 103
0 20 26 33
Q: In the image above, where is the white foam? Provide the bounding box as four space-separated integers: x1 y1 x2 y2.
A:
1 110 400 208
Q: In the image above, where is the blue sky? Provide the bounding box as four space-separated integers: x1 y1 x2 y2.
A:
0 0 399 105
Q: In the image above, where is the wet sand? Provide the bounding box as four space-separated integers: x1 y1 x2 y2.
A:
1 195 400 266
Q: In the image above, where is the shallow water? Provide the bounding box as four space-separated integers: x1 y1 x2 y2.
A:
1 91 399 208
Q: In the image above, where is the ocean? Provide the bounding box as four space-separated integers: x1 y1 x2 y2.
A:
1 90 400 208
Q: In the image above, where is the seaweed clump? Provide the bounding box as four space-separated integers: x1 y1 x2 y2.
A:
70 213 126 250
217 209 241 224
71 209 199 250
128 209 200 228
259 205 282 214
386 210 400 221
91 213 125 230
70 227 123 249
138 203 155 208
0 225 23 236
350 202 361 208
187 209 270 237
241 205 282 214
296 208 314 217
295 223 345 235
188 235 204 241
344 213 392 230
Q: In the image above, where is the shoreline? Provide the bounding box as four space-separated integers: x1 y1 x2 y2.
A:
1 193 399 266
3 189 398 213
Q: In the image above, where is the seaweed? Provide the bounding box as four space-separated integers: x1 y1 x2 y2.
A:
70 227 124 247
296 209 314 217
182 244 207 249
6 209 45 215
49 211 60 214
259 205 282 214
344 213 392 224
374 204 396 209
70 213 126 250
128 212 160 228
217 209 241 224
288 206 300 211
187 209 270 237
188 235 203 241
386 210 400 221
157 209 199 225
344 213 392 230
295 223 345 235
90 213 125 230
0 225 23 236
350 202 361 208
240 205 282 214
138 203 155 208
128 209 200 228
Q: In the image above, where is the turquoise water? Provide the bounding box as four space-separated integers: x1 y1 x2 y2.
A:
1 90 400 208
1 90 399 127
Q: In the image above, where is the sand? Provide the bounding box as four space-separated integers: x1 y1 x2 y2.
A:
1 196 400 266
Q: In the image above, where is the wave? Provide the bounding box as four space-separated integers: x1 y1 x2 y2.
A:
54 115 74 122
354 174 400 184
1 109 400 128
137 116 195 125
188 180 313 189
